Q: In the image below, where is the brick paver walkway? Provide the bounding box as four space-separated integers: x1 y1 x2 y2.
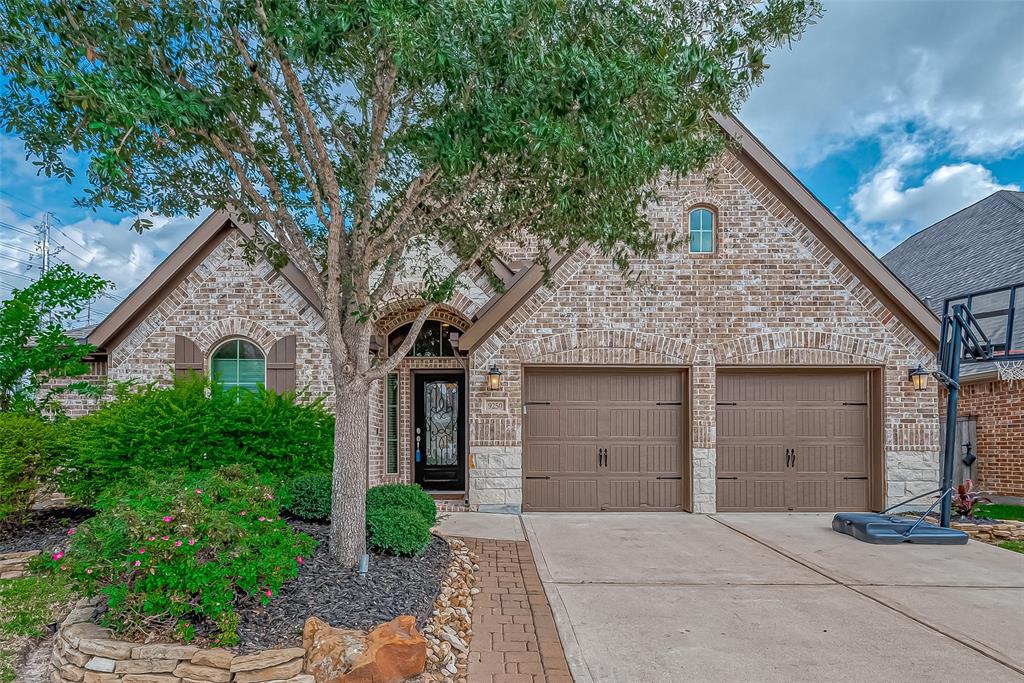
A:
462 538 573 683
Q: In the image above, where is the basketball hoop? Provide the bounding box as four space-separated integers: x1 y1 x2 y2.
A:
995 360 1024 385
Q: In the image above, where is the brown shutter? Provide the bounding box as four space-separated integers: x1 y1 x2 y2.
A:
266 335 297 393
174 335 204 377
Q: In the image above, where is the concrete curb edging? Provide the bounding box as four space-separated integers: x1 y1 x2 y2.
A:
519 514 595 683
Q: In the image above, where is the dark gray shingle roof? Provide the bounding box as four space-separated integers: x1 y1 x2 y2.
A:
882 190 1024 316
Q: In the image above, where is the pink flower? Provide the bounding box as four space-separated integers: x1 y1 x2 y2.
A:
85 568 93 574
265 589 273 598
67 527 76 536
162 516 173 523
148 536 156 541
161 535 169 541
60 565 66 571
138 548 146 554
296 556 303 565
258 516 266 522
194 489 203 495
174 540 183 547
188 538 196 546
238 511 246 516
52 551 64 561
264 493 274 500
134 560 141 567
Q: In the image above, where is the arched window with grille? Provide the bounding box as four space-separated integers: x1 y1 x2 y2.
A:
688 206 716 254
210 338 265 392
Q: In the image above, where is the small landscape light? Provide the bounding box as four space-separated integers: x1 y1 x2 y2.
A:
487 365 503 391
909 363 930 391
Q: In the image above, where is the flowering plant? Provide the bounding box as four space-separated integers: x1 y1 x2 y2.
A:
951 479 992 518
41 465 314 645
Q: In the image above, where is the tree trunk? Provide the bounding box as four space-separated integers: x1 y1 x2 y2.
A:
329 372 370 565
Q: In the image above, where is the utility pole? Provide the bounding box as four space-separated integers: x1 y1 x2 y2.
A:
35 212 62 277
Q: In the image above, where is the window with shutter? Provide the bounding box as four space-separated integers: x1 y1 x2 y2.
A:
266 335 297 393
386 373 399 474
174 335 204 377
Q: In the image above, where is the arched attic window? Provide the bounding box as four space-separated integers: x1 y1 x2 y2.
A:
387 320 464 357
688 206 716 254
210 338 266 392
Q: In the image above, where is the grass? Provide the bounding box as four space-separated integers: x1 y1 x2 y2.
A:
0 575 73 683
997 540 1024 554
975 503 1024 521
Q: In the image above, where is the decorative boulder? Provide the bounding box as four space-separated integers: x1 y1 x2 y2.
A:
303 615 427 683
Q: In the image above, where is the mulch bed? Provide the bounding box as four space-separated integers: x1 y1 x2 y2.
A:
234 520 450 652
0 508 94 555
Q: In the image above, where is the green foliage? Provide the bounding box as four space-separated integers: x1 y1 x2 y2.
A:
41 466 315 646
281 472 332 521
998 540 1024 554
59 374 334 504
0 574 74 683
0 264 110 414
366 505 432 557
0 413 67 525
367 483 437 527
975 504 1024 522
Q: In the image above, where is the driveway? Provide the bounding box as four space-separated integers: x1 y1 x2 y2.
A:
522 513 1024 683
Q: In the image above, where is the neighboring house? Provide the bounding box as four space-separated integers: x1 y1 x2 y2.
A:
883 190 1024 502
70 115 942 514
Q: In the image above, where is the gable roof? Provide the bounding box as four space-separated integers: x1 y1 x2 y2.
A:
87 210 321 352
881 190 1024 316
460 114 941 352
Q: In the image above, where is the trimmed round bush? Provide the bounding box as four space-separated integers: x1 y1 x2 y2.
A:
366 483 437 527
282 473 332 521
366 505 431 556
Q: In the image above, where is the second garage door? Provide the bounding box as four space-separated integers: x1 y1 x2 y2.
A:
716 370 873 512
522 368 686 512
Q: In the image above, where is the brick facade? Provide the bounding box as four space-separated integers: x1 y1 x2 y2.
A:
77 151 941 513
951 380 1024 498
465 153 939 512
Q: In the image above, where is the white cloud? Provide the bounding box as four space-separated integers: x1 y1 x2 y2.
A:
0 199 202 321
741 1 1024 168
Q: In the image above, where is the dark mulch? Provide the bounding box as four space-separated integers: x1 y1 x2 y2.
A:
0 508 95 554
234 520 450 652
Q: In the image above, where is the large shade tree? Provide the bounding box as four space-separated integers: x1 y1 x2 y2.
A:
0 0 820 564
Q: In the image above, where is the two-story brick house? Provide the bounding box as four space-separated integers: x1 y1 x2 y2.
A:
75 115 942 514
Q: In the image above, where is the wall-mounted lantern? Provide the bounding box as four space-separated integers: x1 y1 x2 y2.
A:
908 363 930 392
486 365 503 391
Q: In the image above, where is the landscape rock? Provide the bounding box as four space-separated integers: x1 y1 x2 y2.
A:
231 647 307 672
190 647 234 669
303 615 426 683
173 661 232 681
130 644 199 661
233 658 304 683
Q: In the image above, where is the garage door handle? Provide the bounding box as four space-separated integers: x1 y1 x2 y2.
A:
656 401 682 406
525 476 551 480
656 476 682 480
717 476 739 480
791 449 797 467
843 476 868 480
785 448 792 467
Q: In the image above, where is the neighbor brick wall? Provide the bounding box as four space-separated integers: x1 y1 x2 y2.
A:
948 380 1024 497
467 152 940 512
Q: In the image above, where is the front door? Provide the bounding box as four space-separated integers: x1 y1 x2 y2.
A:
414 373 466 491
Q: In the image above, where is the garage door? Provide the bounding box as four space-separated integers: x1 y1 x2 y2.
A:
523 368 685 512
716 371 871 512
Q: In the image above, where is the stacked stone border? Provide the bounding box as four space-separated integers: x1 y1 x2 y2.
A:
0 550 39 579
421 538 479 682
945 518 1024 543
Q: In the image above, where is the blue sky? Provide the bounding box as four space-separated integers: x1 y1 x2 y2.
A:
1 0 1023 311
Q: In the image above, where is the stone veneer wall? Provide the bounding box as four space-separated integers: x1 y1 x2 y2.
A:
51 597 310 683
466 152 940 513
947 380 1024 498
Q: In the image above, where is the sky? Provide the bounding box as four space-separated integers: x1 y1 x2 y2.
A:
1 0 1023 315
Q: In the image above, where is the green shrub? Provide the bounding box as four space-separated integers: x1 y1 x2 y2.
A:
366 506 432 556
59 375 334 504
282 473 332 521
0 413 66 525
41 465 315 646
366 484 437 527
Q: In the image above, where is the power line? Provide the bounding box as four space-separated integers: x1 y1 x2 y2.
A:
0 269 35 282
0 221 38 238
0 243 38 258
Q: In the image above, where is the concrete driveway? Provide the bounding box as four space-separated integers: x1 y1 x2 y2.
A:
522 513 1024 683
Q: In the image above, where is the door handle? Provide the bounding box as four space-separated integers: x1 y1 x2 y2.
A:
785 449 792 467
791 449 797 468
601 448 608 467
